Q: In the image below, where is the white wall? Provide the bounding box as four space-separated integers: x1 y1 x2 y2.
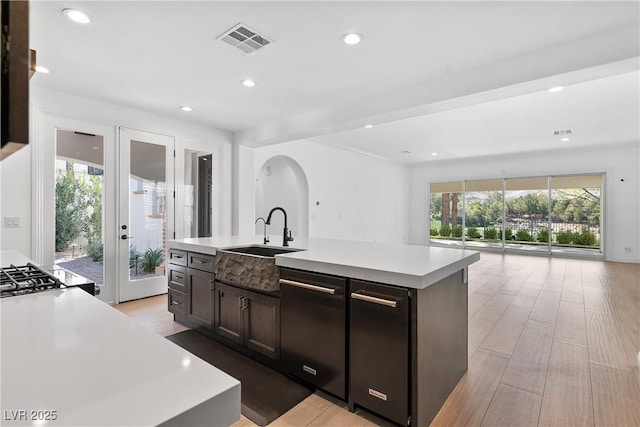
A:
255 157 301 238
250 139 410 244
0 145 32 256
408 142 640 263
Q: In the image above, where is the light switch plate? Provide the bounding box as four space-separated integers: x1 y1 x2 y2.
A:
4 216 20 228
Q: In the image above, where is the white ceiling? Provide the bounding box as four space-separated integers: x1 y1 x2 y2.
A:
30 1 640 164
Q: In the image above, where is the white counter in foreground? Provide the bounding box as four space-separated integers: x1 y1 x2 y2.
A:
168 237 480 289
0 286 240 427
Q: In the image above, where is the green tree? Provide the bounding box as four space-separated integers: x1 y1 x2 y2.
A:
55 167 85 251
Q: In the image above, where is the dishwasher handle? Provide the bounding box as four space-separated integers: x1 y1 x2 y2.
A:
279 279 336 294
351 292 397 308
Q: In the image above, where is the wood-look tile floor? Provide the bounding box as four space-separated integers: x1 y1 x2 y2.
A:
115 253 640 426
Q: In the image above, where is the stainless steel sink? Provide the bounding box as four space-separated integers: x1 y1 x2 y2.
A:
222 245 302 258
214 246 305 292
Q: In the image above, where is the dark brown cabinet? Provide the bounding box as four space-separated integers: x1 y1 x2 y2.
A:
214 282 280 360
187 267 215 329
167 249 215 329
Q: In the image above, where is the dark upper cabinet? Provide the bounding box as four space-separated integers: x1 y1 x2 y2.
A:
1 0 32 160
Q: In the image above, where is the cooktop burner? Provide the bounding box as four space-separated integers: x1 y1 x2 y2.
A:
0 263 65 298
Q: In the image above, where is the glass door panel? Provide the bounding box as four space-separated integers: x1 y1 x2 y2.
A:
54 130 105 286
119 128 174 302
464 179 504 250
429 181 463 246
505 177 549 253
550 174 603 256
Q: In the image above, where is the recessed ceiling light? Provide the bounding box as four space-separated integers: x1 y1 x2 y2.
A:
364 124 373 129
431 152 438 156
35 66 50 74
342 33 363 45
180 106 193 112
548 86 563 93
561 137 570 142
92 146 99 150
242 79 256 88
62 8 91 24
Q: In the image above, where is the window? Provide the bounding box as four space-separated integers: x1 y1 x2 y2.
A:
428 174 604 257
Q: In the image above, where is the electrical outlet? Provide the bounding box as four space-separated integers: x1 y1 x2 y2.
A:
3 216 20 228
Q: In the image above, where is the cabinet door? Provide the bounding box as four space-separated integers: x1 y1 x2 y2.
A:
213 282 243 344
244 291 280 360
187 268 215 329
350 280 410 426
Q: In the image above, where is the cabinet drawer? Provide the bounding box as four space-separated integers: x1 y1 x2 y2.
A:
168 265 187 292
168 289 187 317
188 252 214 273
168 249 187 266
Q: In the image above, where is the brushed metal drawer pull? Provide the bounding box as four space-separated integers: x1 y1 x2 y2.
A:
171 301 182 305
172 255 183 259
303 365 317 376
368 388 387 401
279 279 336 294
194 258 208 264
173 274 183 280
351 293 397 308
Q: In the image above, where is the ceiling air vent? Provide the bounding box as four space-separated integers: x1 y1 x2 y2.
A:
217 23 273 54
552 129 573 136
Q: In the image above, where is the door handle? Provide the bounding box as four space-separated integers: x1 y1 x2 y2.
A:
121 235 133 240
279 279 336 294
351 292 397 308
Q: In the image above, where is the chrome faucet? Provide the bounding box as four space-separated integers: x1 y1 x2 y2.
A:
265 207 294 247
255 217 269 245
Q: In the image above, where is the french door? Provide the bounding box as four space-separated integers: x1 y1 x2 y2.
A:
118 127 174 302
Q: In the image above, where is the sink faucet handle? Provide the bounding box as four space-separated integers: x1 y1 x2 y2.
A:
264 235 270 244
287 230 294 242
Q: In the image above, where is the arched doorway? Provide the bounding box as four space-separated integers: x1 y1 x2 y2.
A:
255 156 309 239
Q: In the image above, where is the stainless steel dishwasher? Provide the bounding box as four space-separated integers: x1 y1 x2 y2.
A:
349 279 410 426
280 268 347 399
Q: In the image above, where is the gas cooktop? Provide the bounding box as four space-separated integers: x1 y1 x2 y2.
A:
0 263 65 298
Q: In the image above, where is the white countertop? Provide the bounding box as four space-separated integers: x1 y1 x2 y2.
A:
169 237 480 289
0 259 241 426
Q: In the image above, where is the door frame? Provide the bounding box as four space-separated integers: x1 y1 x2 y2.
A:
32 108 117 303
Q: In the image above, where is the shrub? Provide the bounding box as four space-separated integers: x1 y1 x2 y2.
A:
556 231 574 245
439 224 451 237
484 227 498 240
516 229 532 241
430 228 438 236
86 242 104 262
575 229 597 246
505 228 513 240
466 227 481 239
537 227 549 243
452 225 463 238
140 248 164 272
55 169 84 251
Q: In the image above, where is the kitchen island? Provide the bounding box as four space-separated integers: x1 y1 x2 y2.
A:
0 251 240 427
168 237 479 426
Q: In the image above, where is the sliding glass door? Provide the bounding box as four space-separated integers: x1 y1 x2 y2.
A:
429 173 604 257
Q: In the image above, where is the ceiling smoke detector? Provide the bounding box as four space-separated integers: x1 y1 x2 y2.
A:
552 129 573 136
217 23 273 54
